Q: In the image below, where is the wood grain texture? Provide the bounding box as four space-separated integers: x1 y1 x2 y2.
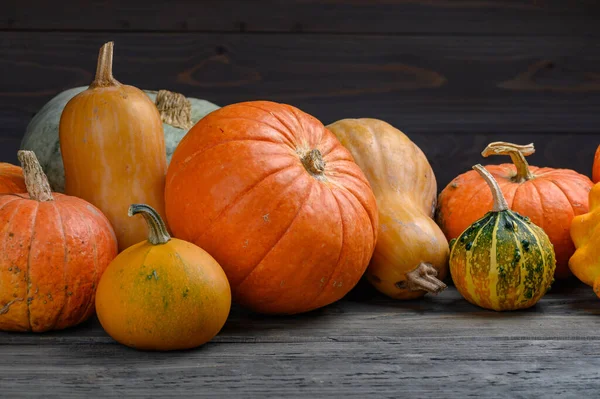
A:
1 32 599 185
1 340 600 398
2 0 599 35
1 285 600 397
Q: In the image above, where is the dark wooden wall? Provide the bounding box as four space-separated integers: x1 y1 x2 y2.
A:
2 0 599 188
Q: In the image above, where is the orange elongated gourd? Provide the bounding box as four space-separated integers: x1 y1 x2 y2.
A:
59 42 167 251
0 151 117 332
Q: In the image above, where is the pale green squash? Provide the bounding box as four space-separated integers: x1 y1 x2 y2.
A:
20 87 219 192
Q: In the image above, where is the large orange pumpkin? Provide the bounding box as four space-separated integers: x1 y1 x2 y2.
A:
593 145 600 183
436 142 593 279
165 101 379 314
0 151 118 332
0 163 26 194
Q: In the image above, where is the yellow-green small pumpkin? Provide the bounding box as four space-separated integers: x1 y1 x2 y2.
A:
449 164 556 311
95 204 231 351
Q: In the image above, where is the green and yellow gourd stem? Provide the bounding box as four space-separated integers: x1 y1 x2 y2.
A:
473 164 508 212
481 142 535 183
128 204 170 245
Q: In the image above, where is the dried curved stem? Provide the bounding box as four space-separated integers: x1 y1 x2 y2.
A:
155 90 194 130
17 150 53 202
473 164 509 212
481 142 535 182
400 263 447 295
89 41 121 88
128 204 171 245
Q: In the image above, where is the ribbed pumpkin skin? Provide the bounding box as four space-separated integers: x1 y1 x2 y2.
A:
593 145 600 183
450 210 555 311
0 163 26 194
165 101 378 315
570 183 600 286
0 193 118 332
327 118 448 299
60 85 167 252
438 165 592 279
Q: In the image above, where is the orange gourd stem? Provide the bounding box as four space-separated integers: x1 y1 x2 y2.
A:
472 164 509 212
128 204 170 245
401 263 447 294
481 142 535 183
90 42 120 89
17 150 53 202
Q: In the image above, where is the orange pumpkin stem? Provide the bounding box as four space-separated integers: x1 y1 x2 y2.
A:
90 41 121 88
481 142 535 183
128 204 171 245
473 164 509 212
301 149 326 178
402 263 447 294
155 90 194 130
17 150 54 202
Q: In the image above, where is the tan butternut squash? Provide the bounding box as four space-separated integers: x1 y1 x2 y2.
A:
328 118 448 299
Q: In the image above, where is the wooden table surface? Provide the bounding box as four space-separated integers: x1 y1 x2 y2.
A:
1 280 599 398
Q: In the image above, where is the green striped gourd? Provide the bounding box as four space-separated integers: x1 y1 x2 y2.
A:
449 164 556 311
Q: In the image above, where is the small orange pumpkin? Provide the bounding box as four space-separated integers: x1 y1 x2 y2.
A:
593 145 600 183
0 151 117 332
165 101 378 315
0 163 26 194
437 142 593 279
96 204 231 351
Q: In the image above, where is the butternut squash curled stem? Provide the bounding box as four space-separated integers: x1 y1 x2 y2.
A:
399 263 447 294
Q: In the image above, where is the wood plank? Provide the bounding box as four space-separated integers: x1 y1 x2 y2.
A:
2 32 599 135
1 338 600 397
3 0 599 35
2 283 599 346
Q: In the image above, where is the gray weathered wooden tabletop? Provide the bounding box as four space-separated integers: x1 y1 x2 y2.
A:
1 280 599 398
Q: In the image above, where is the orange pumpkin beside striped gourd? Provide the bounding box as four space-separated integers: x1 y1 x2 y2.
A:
437 142 592 280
